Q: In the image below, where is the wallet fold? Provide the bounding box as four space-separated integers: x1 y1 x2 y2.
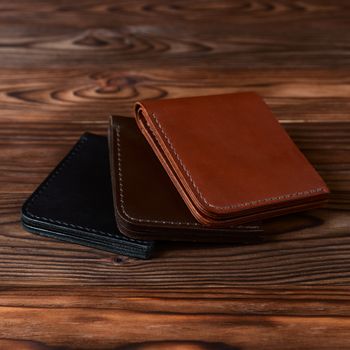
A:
135 92 329 226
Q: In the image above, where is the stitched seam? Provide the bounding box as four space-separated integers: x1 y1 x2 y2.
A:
150 112 326 210
116 126 201 226
23 136 147 245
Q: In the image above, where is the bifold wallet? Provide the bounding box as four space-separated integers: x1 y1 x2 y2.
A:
135 92 329 227
21 133 154 259
109 116 262 241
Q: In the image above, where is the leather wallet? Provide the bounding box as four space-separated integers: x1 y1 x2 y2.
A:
21 133 154 259
135 92 330 226
108 115 262 241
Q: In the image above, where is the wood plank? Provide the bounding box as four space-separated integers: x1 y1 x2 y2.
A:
0 1 350 69
2 285 350 349
0 69 350 124
2 285 350 313
1 307 350 349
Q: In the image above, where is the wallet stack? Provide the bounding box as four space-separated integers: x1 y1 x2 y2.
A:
22 92 329 259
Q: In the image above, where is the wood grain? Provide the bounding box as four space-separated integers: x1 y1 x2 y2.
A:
1 69 350 124
1 0 350 349
0 0 350 69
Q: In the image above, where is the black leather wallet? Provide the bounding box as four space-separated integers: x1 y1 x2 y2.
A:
21 133 154 259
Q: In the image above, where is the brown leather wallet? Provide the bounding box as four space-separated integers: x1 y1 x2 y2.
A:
109 116 263 241
135 92 330 227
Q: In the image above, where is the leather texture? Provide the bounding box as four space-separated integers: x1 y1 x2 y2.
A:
21 133 154 259
135 92 330 226
109 115 263 241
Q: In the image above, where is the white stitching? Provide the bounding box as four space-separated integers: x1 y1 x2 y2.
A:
150 112 326 210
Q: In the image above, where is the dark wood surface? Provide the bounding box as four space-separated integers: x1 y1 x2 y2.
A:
1 1 350 349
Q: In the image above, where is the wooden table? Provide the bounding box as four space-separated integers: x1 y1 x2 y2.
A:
1 1 349 349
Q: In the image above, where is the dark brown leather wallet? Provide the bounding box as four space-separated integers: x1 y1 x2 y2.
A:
109 116 263 241
135 92 330 227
